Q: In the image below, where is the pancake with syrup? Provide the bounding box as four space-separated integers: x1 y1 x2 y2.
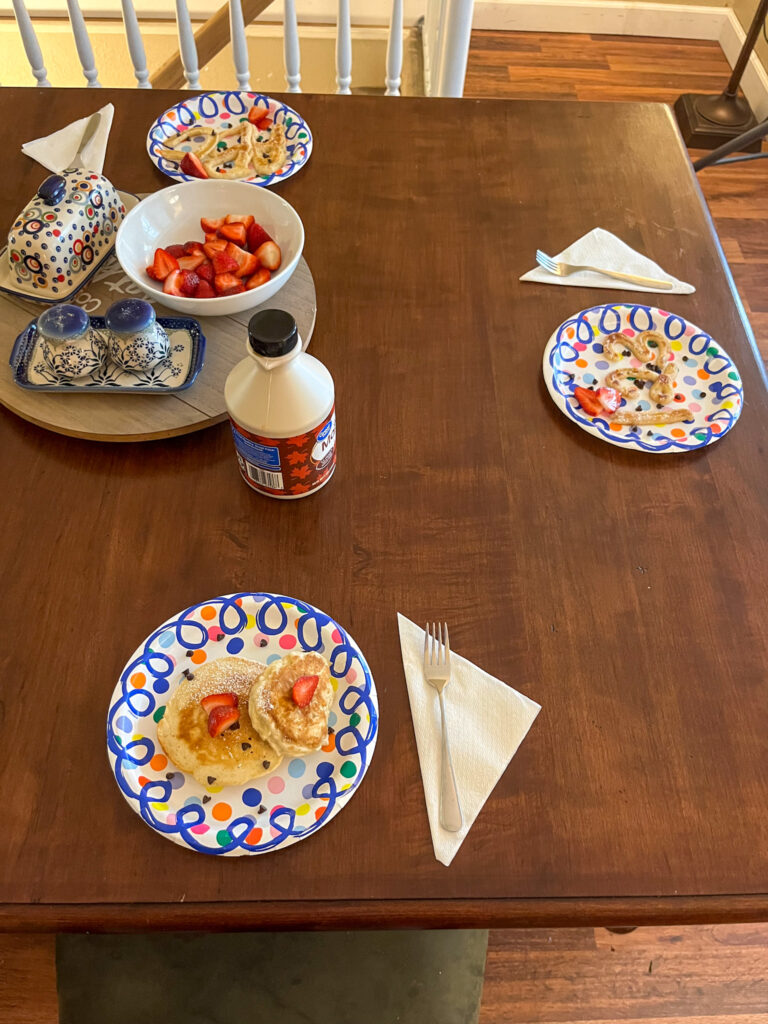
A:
248 652 333 756
156 656 282 786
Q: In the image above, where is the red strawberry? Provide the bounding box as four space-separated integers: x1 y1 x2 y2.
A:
208 705 240 737
246 222 272 253
225 214 255 229
200 692 238 713
183 240 205 256
197 260 214 283
292 674 319 708
194 280 216 298
597 386 621 413
255 240 282 271
162 269 185 296
203 240 228 259
247 106 268 126
178 270 200 296
224 242 258 278
178 253 205 271
246 268 271 290
204 232 219 244
165 243 186 260
212 251 239 275
201 217 225 234
180 152 209 179
146 248 179 282
573 386 604 416
218 222 247 245
255 116 273 130
214 272 244 294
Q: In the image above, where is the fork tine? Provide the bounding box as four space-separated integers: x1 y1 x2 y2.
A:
437 620 442 663
536 250 557 272
424 622 429 665
444 622 450 667
432 621 437 663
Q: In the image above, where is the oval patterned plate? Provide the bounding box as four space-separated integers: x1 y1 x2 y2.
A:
146 92 312 187
543 303 743 453
107 593 377 855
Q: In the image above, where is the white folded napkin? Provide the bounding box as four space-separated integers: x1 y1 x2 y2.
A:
397 613 541 867
21 103 114 175
520 227 695 294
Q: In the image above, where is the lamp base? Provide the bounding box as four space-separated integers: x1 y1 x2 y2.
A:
674 93 761 151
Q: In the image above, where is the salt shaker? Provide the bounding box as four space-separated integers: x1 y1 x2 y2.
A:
38 304 106 379
105 298 169 371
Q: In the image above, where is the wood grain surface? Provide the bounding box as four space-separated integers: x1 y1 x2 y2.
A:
2 89 768 932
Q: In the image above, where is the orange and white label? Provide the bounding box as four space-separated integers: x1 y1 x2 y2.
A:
230 407 336 498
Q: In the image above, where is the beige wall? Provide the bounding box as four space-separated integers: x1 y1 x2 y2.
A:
731 0 768 71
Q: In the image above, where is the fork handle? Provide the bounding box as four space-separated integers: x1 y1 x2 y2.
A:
585 266 674 290
438 691 463 832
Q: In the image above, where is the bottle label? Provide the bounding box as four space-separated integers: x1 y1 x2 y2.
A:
229 407 336 498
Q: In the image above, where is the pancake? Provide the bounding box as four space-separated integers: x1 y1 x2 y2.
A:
248 652 333 757
156 656 282 786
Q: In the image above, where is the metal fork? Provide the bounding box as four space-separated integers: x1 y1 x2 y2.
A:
535 249 674 290
423 622 463 832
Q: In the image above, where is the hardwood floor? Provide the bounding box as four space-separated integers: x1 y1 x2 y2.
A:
466 30 768 366
3 30 768 1024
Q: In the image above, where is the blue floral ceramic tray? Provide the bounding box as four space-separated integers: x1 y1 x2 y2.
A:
107 593 378 856
9 315 205 392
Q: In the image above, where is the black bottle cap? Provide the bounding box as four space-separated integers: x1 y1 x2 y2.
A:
248 309 298 357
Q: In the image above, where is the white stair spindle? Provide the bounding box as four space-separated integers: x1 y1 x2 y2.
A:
120 0 150 88
175 0 200 89
385 0 403 95
435 0 473 97
335 0 351 94
283 0 301 92
11 0 50 87
230 0 251 90
66 0 101 87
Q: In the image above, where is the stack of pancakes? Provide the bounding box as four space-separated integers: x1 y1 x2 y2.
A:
157 653 333 787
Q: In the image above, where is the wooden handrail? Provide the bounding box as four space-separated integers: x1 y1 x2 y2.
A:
150 0 274 90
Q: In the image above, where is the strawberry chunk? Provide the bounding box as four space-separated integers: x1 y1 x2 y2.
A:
194 280 216 298
201 217 225 234
178 270 200 297
292 674 319 708
247 106 269 126
146 248 179 282
214 272 244 295
246 222 272 253
183 240 205 256
255 240 282 271
218 222 247 245
246 268 271 290
212 251 239 275
178 253 205 271
255 116 273 131
573 386 604 416
204 232 219 244
203 240 228 259
597 386 621 413
165 244 186 260
162 269 185 296
197 260 214 283
225 214 255 229
224 242 258 278
208 705 240 737
180 152 209 179
200 692 238 713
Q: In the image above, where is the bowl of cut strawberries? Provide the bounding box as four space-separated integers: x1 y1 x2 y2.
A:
115 179 304 315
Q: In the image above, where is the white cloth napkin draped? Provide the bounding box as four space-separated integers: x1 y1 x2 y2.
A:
520 227 695 294
397 613 541 867
21 104 114 175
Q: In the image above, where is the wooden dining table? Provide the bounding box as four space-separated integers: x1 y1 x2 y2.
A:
2 87 768 936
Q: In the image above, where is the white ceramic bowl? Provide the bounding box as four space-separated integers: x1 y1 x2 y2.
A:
115 180 304 316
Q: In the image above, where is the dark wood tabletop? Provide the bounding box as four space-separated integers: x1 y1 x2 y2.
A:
2 88 768 934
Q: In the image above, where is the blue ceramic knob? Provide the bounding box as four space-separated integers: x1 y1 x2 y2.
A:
37 303 90 340
105 298 156 336
37 174 67 207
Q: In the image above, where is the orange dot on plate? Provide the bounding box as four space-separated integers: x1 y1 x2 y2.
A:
235 598 243 606
314 807 326 821
138 776 151 788
711 423 722 434
150 754 167 771
566 328 575 339
191 650 207 665
200 606 216 621
246 827 263 846
697 369 710 380
671 428 686 438
321 737 335 753
130 672 146 688
575 359 588 368
609 422 623 432
212 802 232 821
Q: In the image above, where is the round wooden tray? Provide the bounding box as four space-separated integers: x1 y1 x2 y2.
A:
0 256 316 442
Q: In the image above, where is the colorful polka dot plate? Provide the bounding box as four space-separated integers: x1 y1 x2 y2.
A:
543 303 743 453
146 92 313 188
107 593 378 855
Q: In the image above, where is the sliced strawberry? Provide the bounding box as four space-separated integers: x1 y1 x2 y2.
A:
292 674 319 708
163 269 185 296
147 248 179 282
180 152 209 179
178 253 205 271
219 283 245 296
224 242 258 278
246 222 272 253
165 243 186 260
245 267 271 290
204 232 219 244
214 272 244 294
212 251 239 275
256 116 273 131
247 106 269 126
573 385 604 416
194 280 216 298
218 222 247 245
225 214 255 229
197 260 214 283
255 240 282 271
597 386 621 413
183 240 205 256
203 240 228 259
178 270 200 297
208 704 240 737
200 692 238 713
201 216 225 234
238 253 260 278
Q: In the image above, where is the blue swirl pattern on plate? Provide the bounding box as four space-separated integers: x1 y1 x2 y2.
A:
543 303 744 453
106 593 377 855
146 92 313 188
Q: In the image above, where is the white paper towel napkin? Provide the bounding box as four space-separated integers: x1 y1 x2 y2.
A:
397 613 541 867
21 104 114 175
520 228 695 294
